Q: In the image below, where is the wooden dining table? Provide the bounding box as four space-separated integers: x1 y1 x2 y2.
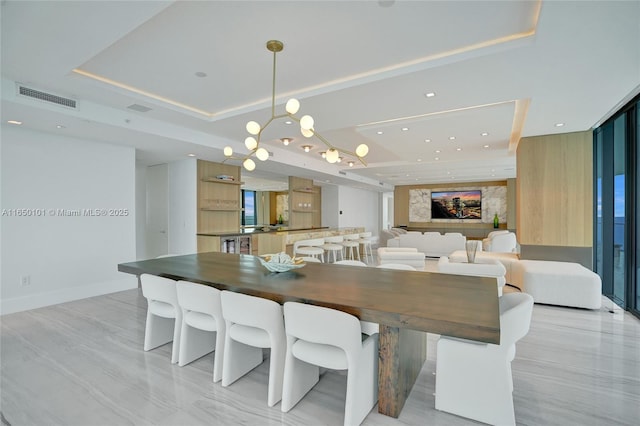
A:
118 251 500 418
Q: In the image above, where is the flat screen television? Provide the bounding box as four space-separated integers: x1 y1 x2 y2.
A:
431 190 482 219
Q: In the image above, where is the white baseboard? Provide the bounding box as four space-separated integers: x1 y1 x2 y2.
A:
0 276 138 315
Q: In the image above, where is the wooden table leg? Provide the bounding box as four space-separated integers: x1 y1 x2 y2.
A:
377 325 427 417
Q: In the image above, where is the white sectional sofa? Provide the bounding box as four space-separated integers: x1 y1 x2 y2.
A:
387 232 466 258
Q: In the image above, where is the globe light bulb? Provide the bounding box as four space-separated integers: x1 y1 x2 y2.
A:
301 127 314 138
300 115 314 131
245 137 257 151
285 98 300 114
223 146 233 157
356 143 369 157
348 161 354 167
326 148 339 163
243 158 256 171
246 121 260 135
256 147 269 161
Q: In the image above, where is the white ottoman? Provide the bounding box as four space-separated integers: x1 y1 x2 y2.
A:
511 260 602 309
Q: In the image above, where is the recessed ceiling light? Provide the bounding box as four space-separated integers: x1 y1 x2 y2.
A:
491 174 496 177
7 120 22 125
284 120 293 125
194 71 207 78
301 145 312 153
56 124 65 129
448 136 456 140
347 161 354 167
435 150 441 153
481 132 489 136
434 157 439 161
483 144 490 148
406 174 410 177
377 131 384 135
425 92 436 98
456 148 462 151
555 123 565 127
401 127 409 131
281 137 292 146
187 153 196 157
424 139 431 143
446 171 450 174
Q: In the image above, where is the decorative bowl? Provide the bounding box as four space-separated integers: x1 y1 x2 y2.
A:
259 253 305 273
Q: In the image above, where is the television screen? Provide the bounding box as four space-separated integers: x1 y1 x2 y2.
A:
431 190 482 219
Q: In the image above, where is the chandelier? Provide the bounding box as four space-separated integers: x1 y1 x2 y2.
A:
223 40 369 171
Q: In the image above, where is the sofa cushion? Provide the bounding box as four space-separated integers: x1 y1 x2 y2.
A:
392 232 466 258
377 247 425 270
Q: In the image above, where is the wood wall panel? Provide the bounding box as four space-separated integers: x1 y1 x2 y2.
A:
288 176 321 229
516 131 592 247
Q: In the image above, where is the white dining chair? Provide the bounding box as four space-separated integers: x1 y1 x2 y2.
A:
176 281 225 382
376 263 417 271
437 256 507 296
282 302 379 426
435 292 534 425
140 274 182 364
220 291 286 407
334 260 368 267
331 260 378 335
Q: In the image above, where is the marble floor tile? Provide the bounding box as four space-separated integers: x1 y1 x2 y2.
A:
1 288 639 425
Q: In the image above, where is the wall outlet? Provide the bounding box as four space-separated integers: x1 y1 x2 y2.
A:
20 275 31 286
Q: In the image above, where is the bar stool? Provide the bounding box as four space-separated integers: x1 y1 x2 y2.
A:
322 235 344 263
358 232 374 264
293 238 325 262
342 234 361 261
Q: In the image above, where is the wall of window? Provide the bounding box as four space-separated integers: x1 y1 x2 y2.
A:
241 190 256 226
594 94 639 318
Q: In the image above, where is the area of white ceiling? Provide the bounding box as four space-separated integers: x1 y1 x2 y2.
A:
2 1 639 191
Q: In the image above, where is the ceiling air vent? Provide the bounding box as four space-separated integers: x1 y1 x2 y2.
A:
127 104 152 113
18 85 76 108
339 171 347 176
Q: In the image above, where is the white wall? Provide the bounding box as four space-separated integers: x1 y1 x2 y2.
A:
337 186 381 236
382 192 394 230
135 162 147 259
1 126 137 314
321 185 339 229
168 159 197 254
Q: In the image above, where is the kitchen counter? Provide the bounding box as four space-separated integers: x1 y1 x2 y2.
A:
196 227 365 255
197 226 328 237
